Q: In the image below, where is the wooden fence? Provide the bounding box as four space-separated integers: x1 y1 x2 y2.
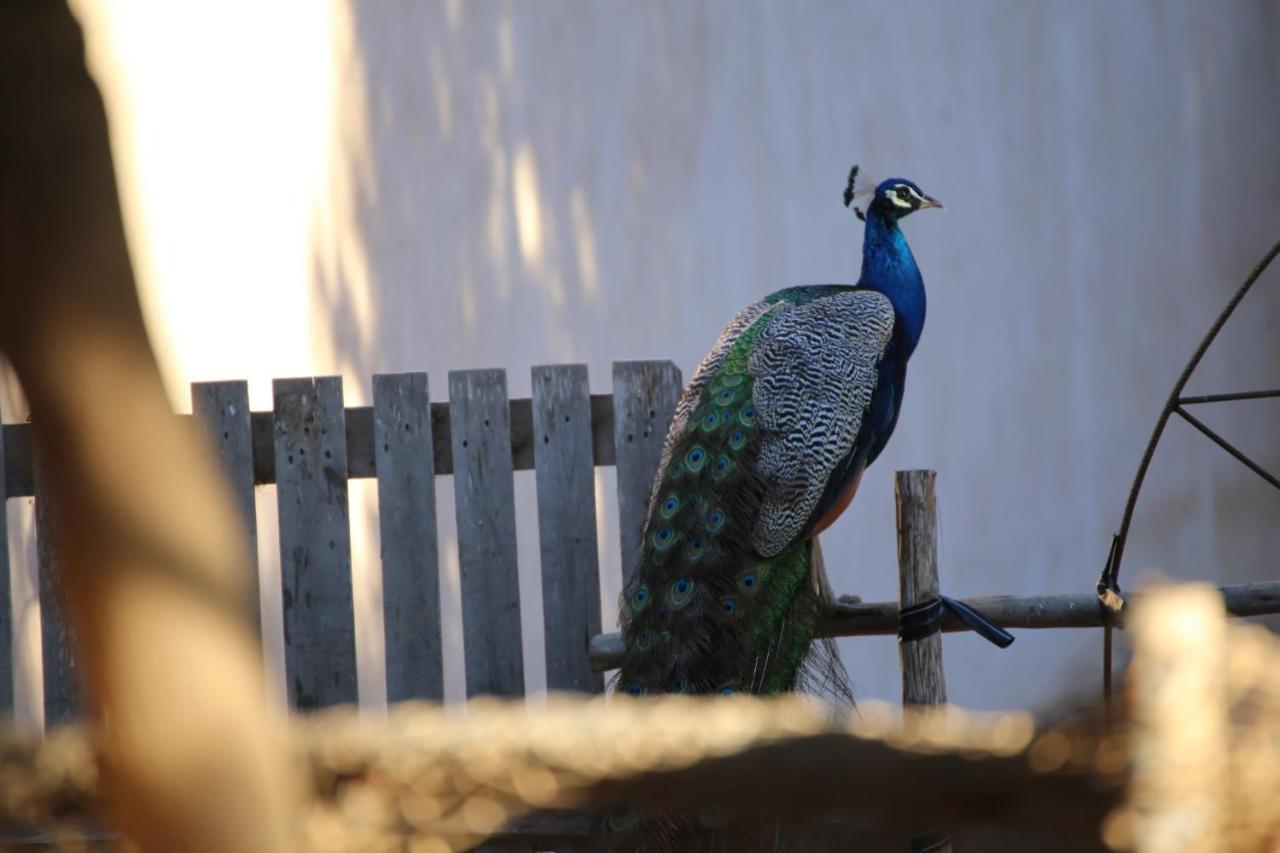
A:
0 360 684 723
5 358 1279 723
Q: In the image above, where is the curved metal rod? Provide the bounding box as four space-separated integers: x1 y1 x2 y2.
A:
1099 237 1280 704
1106 237 1280 592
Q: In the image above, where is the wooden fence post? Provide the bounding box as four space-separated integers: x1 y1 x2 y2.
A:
449 369 525 699
0 391 10 717
895 469 951 853
611 361 682 584
274 376 358 710
532 364 603 695
33 456 77 727
191 381 260 637
374 372 444 703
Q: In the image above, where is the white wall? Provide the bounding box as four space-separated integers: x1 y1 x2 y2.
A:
38 0 1278 719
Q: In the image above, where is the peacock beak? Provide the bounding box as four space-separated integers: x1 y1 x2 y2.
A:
919 195 944 210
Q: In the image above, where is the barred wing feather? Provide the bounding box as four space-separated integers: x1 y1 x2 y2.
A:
750 290 895 556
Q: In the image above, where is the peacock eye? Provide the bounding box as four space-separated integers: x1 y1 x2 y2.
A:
896 186 909 200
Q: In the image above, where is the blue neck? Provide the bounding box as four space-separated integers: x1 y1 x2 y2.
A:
860 207 926 357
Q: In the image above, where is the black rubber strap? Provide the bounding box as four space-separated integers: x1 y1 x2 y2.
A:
898 598 945 642
898 596 1015 649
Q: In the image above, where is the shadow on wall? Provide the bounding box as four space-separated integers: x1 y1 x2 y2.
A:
309 0 648 390
304 1 662 709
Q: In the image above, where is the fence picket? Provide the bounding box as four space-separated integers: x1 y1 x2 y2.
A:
33 460 76 726
449 370 524 698
0 397 10 715
374 372 444 702
532 365 602 694
611 361 682 583
273 377 357 709
191 381 260 635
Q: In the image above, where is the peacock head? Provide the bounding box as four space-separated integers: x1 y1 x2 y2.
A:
842 165 943 223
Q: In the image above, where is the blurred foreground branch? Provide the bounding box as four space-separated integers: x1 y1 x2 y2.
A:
0 2 296 849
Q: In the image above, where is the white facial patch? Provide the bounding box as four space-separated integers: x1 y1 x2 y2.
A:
885 185 914 209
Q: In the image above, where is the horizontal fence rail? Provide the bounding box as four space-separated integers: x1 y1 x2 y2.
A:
587 581 1280 672
1 395 624 497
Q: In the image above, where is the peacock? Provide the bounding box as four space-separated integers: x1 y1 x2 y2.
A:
609 165 941 849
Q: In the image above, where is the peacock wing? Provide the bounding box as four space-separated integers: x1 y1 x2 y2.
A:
616 288 892 699
748 289 895 557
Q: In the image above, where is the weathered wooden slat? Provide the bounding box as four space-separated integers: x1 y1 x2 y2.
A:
373 373 444 702
0 398 11 715
190 381 260 635
1 391 623 495
273 377 357 709
33 460 77 725
611 361 682 583
449 370 524 699
532 365 603 694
